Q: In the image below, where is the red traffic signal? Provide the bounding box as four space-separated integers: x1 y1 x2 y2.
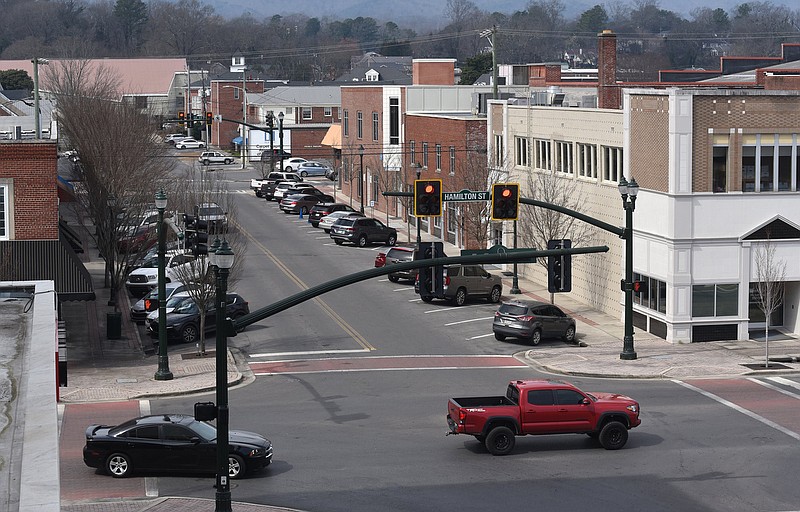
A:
178 111 186 126
491 183 520 220
632 280 648 294
414 179 442 217
206 112 213 125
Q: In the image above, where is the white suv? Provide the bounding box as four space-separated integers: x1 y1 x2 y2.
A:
198 151 234 165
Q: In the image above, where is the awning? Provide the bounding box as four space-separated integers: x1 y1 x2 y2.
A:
232 136 243 144
320 125 342 150
0 239 95 301
57 175 76 202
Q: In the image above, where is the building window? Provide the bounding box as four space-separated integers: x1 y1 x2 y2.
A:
555 141 573 174
435 144 442 171
357 111 363 139
713 146 728 192
742 134 799 192
372 112 379 142
449 146 456 175
577 143 597 179
602 146 622 182
422 142 429 168
534 139 551 170
515 136 529 167
389 97 399 145
0 183 8 240
633 273 667 314
324 106 332 117
302 107 312 120
692 283 738 317
410 140 416 164
494 134 504 168
748 283 783 325
233 88 239 100
343 110 349 137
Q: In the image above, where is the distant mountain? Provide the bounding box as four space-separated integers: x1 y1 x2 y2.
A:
204 0 797 26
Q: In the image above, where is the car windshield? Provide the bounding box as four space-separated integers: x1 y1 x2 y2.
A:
198 206 223 216
165 294 191 307
139 256 159 268
172 298 198 314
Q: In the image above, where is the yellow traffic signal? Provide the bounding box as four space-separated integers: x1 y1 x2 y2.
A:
491 183 520 220
414 179 442 217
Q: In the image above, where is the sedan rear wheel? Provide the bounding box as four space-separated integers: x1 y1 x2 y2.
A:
563 325 576 343
106 453 132 478
494 332 506 341
181 324 199 344
300 171 308 177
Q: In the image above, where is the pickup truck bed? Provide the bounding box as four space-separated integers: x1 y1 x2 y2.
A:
450 396 516 408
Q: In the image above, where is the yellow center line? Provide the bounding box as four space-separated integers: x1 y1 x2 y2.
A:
241 226 376 351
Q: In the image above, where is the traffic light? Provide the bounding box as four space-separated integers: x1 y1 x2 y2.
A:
414 179 442 217
547 239 572 293
184 214 209 256
178 111 185 126
416 242 445 297
491 183 520 221
206 112 213 125
632 280 648 295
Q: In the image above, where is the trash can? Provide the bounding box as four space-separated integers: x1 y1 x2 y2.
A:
107 311 122 340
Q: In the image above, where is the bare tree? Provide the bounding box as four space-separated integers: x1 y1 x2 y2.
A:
46 59 174 311
754 237 786 368
517 170 594 303
167 165 247 355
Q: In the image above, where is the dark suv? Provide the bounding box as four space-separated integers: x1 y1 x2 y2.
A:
383 246 416 282
330 217 397 247
492 300 576 345
148 293 250 344
308 203 357 228
417 264 502 306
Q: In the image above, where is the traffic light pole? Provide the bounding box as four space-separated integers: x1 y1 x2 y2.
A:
510 220 521 294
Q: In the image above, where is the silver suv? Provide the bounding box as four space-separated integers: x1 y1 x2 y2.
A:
417 264 502 306
198 151 234 165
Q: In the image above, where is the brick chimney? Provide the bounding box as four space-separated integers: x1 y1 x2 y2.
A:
413 59 456 85
598 29 621 109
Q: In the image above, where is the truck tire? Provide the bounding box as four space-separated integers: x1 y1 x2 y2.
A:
489 285 502 303
451 288 467 306
598 421 628 450
485 426 515 455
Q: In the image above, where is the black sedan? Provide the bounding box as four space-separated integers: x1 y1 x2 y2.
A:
147 293 249 344
83 414 272 479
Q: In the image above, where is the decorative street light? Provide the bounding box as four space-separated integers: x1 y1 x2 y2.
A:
619 175 640 360
213 239 235 512
359 144 365 213
154 188 173 380
413 162 422 245
107 195 118 308
278 111 285 173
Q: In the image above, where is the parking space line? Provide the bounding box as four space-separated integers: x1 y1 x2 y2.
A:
423 304 486 314
446 317 494 326
467 333 495 340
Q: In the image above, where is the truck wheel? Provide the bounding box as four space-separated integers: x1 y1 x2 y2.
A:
421 295 434 303
389 275 400 283
489 285 502 303
598 421 628 450
529 329 542 346
485 426 515 456
451 288 467 306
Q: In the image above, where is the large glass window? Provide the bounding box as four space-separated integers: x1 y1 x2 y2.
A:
555 141 573 174
577 143 597 179
515 136 529 167
602 146 622 182
692 283 739 317
633 273 667 314
748 283 783 325
389 98 399 145
534 139 551 170
742 134 800 192
712 146 727 192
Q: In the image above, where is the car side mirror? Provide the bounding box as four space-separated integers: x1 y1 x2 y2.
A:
190 437 202 444
581 398 590 405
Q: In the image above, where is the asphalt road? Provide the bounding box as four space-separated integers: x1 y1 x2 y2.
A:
100 169 800 511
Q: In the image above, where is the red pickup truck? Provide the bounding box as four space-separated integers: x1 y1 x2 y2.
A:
447 379 641 455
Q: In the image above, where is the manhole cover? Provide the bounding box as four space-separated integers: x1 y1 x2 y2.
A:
741 363 792 370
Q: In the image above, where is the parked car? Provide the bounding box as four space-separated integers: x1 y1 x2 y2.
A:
308 203 357 228
279 193 334 215
130 283 194 323
83 413 272 479
117 224 156 254
163 134 188 144
382 246 417 282
296 160 332 177
330 217 397 247
124 251 195 296
198 151 234 165
252 171 302 197
318 211 365 233
272 181 317 202
375 252 386 268
195 202 227 232
280 157 308 172
260 148 291 161
175 138 205 149
492 300 576 345
142 291 194 324
416 264 502 306
147 293 249 344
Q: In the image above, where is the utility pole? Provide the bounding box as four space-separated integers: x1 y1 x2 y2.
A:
32 57 48 139
241 68 248 169
480 26 498 100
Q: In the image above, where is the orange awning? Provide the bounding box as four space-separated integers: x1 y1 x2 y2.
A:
320 125 342 149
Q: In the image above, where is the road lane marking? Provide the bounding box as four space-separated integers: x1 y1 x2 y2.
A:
424 304 488 314
751 377 800 399
446 317 494 326
674 380 800 441
251 354 528 375
768 376 800 392
250 349 371 358
467 333 496 340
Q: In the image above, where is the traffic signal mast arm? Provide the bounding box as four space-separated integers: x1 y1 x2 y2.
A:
227 245 608 335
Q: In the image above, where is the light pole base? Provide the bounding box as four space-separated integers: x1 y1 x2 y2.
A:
154 368 174 381
619 351 637 360
510 286 522 294
215 489 232 512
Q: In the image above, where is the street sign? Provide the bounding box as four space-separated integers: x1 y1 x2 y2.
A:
443 189 490 202
214 114 223 122
460 244 536 263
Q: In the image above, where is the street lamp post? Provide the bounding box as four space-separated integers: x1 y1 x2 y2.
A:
414 162 422 245
213 240 235 512
359 145 365 213
154 189 174 380
241 70 247 169
510 220 521 294
278 112 285 172
107 196 117 308
266 112 275 173
619 176 640 360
